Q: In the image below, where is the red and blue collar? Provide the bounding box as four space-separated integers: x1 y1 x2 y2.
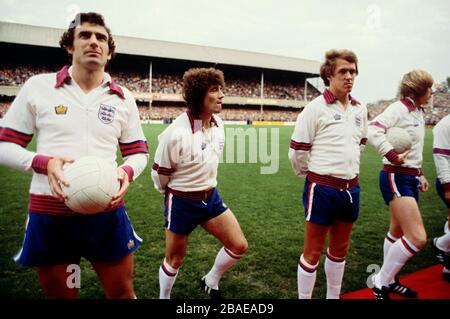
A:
186 110 218 133
323 88 360 106
55 65 125 99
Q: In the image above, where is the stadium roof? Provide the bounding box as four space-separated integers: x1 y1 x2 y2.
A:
0 21 320 75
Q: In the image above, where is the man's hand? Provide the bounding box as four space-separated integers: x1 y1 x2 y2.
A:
391 150 410 165
47 157 74 201
110 167 130 208
419 175 429 192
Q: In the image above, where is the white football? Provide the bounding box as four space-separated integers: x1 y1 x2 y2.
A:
61 156 120 214
385 127 412 154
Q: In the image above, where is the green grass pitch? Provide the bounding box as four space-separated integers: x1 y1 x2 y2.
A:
0 125 445 298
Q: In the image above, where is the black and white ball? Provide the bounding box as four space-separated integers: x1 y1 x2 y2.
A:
61 156 120 214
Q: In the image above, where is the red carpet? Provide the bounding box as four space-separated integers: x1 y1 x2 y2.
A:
341 265 450 299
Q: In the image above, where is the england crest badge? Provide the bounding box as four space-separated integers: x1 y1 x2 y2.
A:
98 104 116 124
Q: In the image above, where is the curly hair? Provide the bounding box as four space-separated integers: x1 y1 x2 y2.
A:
399 70 434 99
59 12 115 62
182 68 225 116
320 49 358 86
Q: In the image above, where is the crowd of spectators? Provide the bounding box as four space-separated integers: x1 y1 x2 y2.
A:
0 102 9 118
367 90 449 125
0 65 57 86
0 65 319 100
137 104 300 122
2 65 445 124
109 71 149 92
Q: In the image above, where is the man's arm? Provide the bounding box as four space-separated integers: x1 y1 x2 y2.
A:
0 77 53 174
288 105 316 176
360 105 368 152
151 130 177 194
433 121 450 201
112 89 149 206
367 103 405 164
118 90 149 182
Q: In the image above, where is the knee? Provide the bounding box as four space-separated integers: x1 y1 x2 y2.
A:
302 251 321 265
328 241 350 258
228 238 248 256
407 232 427 250
165 255 184 269
327 247 347 260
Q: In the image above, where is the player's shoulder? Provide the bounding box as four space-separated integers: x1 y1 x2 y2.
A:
158 112 190 141
382 100 407 115
306 94 325 108
172 111 190 127
298 95 325 119
23 72 56 87
105 72 134 102
118 84 133 99
434 114 450 132
352 97 367 110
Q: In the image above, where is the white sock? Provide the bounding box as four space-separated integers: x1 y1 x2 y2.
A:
297 254 318 299
205 247 242 290
159 258 179 299
375 236 418 288
444 220 449 234
324 250 346 299
436 232 450 252
383 232 398 263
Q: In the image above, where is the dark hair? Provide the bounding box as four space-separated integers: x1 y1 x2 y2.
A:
320 49 358 86
59 12 115 62
182 68 225 116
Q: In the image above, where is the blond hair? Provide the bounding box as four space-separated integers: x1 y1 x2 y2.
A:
320 49 358 86
399 70 433 99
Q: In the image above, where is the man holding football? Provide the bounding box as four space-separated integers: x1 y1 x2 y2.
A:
0 12 148 298
368 70 433 299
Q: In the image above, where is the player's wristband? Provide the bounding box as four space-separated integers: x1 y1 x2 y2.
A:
384 149 399 163
31 154 53 175
120 165 134 182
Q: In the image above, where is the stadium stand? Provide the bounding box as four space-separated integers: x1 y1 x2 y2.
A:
0 21 324 123
0 22 447 124
367 87 450 125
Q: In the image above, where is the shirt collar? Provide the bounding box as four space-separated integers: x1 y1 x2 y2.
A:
323 88 360 106
55 65 71 88
400 97 419 112
186 110 219 133
54 65 125 99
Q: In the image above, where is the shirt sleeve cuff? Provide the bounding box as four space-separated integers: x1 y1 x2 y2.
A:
31 155 53 175
120 165 134 182
384 149 399 163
